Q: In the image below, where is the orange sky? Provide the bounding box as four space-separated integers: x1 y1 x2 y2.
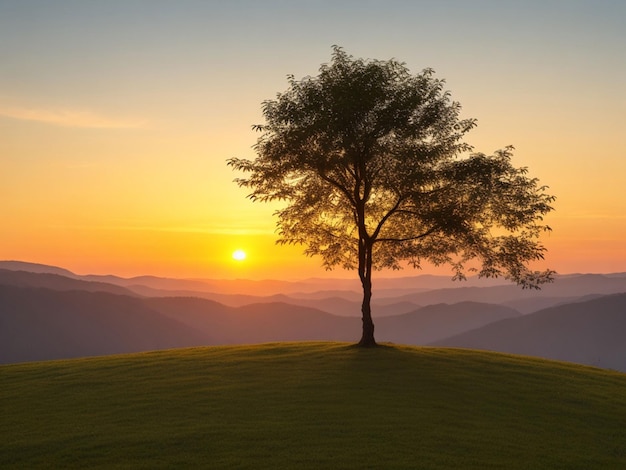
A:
1 2 625 279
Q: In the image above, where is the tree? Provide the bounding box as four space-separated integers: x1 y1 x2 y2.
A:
228 47 555 347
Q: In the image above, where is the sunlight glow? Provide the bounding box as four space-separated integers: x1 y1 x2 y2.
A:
232 249 246 261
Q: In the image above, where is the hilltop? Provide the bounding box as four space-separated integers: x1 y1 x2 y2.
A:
2 343 625 469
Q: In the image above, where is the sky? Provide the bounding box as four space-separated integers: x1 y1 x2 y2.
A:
1 0 625 280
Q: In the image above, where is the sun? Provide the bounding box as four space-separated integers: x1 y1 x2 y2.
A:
232 249 246 261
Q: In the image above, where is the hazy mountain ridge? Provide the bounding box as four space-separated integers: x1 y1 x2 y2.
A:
376 301 521 344
129 283 419 317
0 285 206 364
431 293 626 371
0 261 77 277
0 283 516 363
0 260 508 296
0 268 137 297
3 260 625 315
0 277 519 364
397 274 626 312
2 260 625 371
143 296 357 344
4 277 623 370
0 285 360 362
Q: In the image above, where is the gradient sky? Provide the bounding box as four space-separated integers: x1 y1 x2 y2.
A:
1 0 625 279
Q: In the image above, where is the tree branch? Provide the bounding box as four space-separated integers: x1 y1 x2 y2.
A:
371 195 406 241
318 171 356 206
374 225 439 243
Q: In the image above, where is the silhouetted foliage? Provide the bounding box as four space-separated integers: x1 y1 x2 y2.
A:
228 47 555 346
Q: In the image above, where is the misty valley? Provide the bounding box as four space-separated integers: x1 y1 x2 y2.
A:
1 261 626 373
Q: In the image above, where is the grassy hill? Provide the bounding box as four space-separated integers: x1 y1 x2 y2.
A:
2 343 625 469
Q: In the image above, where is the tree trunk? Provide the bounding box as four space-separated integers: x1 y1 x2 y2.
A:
358 275 376 347
357 239 377 347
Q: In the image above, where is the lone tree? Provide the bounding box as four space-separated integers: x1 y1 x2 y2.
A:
228 47 555 347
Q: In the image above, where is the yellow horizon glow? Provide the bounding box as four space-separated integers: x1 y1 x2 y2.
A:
1 214 624 280
1 125 624 279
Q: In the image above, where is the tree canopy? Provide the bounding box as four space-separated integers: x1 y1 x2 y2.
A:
228 47 555 346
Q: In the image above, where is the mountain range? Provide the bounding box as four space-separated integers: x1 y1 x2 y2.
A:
431 293 626 372
0 260 625 371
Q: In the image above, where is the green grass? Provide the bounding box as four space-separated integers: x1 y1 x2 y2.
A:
2 342 626 469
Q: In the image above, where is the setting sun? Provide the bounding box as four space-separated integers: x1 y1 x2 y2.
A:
232 249 246 261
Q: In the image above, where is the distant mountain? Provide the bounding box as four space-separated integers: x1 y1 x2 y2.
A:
128 284 418 317
0 259 510 297
502 294 609 314
431 293 626 372
396 274 626 312
86 274 231 294
3 260 626 370
0 285 206 364
145 297 358 344
85 274 357 296
0 283 519 364
376 302 520 344
0 286 362 363
4 260 625 312
501 296 581 315
0 261 77 277
0 269 137 296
